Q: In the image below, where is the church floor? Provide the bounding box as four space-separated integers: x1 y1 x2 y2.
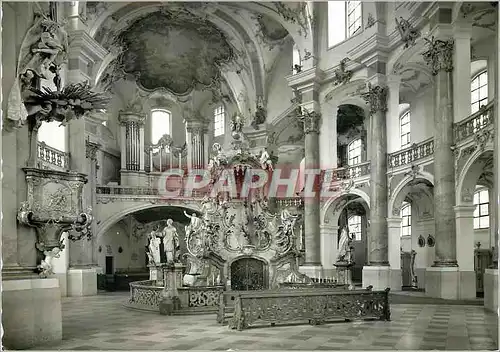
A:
32 292 498 351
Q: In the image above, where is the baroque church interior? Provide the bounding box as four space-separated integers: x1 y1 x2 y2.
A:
1 1 499 350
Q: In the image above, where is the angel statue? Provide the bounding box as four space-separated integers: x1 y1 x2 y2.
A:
37 247 62 277
184 211 202 236
230 113 244 133
336 227 352 263
162 219 179 263
259 147 274 171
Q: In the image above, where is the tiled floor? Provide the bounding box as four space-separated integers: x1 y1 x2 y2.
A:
33 292 498 350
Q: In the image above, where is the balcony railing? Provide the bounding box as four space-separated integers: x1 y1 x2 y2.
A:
388 138 434 168
96 185 208 198
37 142 70 170
454 102 494 142
325 161 371 181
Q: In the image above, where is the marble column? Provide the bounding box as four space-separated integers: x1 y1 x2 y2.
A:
301 108 322 267
452 23 472 122
454 205 476 299
319 103 337 169
422 37 459 299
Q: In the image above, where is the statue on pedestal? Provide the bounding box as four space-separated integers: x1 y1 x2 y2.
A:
162 219 179 263
184 211 202 235
336 227 353 263
148 230 161 265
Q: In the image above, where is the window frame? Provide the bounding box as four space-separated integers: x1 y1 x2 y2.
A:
400 202 411 238
214 105 225 137
471 70 488 115
473 188 490 229
327 1 363 49
348 215 362 241
347 138 362 166
150 108 172 145
400 110 411 149
346 1 362 38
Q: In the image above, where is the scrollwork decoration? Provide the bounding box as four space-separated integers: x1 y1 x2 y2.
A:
395 17 420 48
299 109 321 134
360 83 388 115
422 37 454 76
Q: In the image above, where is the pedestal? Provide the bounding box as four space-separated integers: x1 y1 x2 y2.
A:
334 261 354 289
484 269 498 313
149 264 163 286
67 267 97 296
425 267 459 299
159 263 185 315
2 278 62 349
362 266 391 290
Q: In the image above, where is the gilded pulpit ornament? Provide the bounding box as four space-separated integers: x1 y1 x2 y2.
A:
360 83 388 115
422 37 454 76
395 17 420 48
300 109 321 134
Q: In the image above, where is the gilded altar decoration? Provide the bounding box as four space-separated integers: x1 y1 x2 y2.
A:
360 83 388 115
422 37 454 76
18 168 92 277
395 17 420 48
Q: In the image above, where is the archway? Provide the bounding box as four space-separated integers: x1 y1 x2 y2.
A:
230 257 268 291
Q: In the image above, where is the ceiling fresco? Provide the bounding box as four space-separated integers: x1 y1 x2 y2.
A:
115 9 237 95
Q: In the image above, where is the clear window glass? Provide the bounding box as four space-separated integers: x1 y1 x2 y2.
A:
400 202 411 237
348 138 362 166
348 215 362 241
214 105 225 137
400 111 411 149
473 188 490 229
151 109 171 145
38 120 66 152
471 71 488 114
347 1 362 37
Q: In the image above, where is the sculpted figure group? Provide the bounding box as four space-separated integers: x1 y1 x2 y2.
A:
147 219 180 265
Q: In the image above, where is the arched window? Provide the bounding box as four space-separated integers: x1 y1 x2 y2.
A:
348 215 362 241
347 138 362 166
38 121 66 152
328 1 362 47
400 202 411 237
214 105 225 137
151 109 171 144
400 111 411 149
473 188 489 229
292 44 301 74
471 71 488 114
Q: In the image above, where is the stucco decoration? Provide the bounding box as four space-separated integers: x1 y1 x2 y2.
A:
113 10 236 95
273 2 311 38
360 83 388 115
255 13 288 41
395 17 420 49
422 37 454 76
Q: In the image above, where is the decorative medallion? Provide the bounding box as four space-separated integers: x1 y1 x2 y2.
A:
418 235 425 248
426 235 435 247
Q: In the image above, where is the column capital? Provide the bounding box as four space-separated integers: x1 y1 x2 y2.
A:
118 111 146 126
299 109 321 134
387 217 403 227
360 83 388 115
67 30 108 62
85 140 101 161
422 37 454 76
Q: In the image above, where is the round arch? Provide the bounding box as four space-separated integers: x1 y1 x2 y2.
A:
321 188 371 225
96 203 201 239
388 171 435 215
456 148 494 205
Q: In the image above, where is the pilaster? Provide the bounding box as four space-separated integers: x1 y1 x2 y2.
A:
320 224 338 277
452 22 472 123
386 76 402 153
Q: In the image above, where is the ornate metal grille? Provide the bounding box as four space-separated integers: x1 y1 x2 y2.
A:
230 258 266 291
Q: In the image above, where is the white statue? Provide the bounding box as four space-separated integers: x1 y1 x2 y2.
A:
259 147 274 171
200 196 217 220
337 227 351 262
37 247 61 277
184 211 202 235
231 114 243 133
162 219 179 263
148 231 161 264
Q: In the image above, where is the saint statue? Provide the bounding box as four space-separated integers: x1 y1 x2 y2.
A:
184 211 202 235
259 147 274 171
148 231 161 264
162 219 179 263
336 227 351 263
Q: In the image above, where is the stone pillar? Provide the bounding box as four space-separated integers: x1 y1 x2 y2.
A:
422 37 459 299
86 140 100 268
386 76 401 153
319 103 337 169
387 218 402 290
118 112 146 186
320 224 338 279
452 22 472 122
454 205 476 299
361 83 391 290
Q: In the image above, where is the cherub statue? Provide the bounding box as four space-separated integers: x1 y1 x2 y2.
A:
37 247 62 277
259 147 274 171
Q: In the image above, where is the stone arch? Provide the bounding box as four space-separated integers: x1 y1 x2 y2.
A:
456 148 494 205
96 203 201 240
321 188 371 225
389 172 435 217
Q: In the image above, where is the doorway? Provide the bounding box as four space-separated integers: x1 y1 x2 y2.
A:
475 249 493 297
105 256 114 275
230 258 266 291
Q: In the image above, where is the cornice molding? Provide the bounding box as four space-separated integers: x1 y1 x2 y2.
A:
285 67 324 90
68 30 109 63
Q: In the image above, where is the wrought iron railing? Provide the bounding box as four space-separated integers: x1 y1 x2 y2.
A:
388 138 434 168
37 142 70 170
454 102 494 142
184 286 224 308
129 280 164 308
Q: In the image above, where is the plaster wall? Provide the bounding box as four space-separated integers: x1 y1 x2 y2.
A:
266 41 294 123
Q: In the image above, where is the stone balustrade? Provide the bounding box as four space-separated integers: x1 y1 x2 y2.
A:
454 102 494 143
388 138 434 168
96 185 208 198
36 142 70 171
128 280 164 310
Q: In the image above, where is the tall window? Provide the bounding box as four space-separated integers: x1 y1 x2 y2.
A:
471 71 488 114
214 105 225 137
347 1 362 37
38 121 66 152
474 188 490 229
348 215 362 241
400 202 411 237
151 109 171 145
347 138 362 166
292 44 301 74
400 111 411 149
328 1 362 47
